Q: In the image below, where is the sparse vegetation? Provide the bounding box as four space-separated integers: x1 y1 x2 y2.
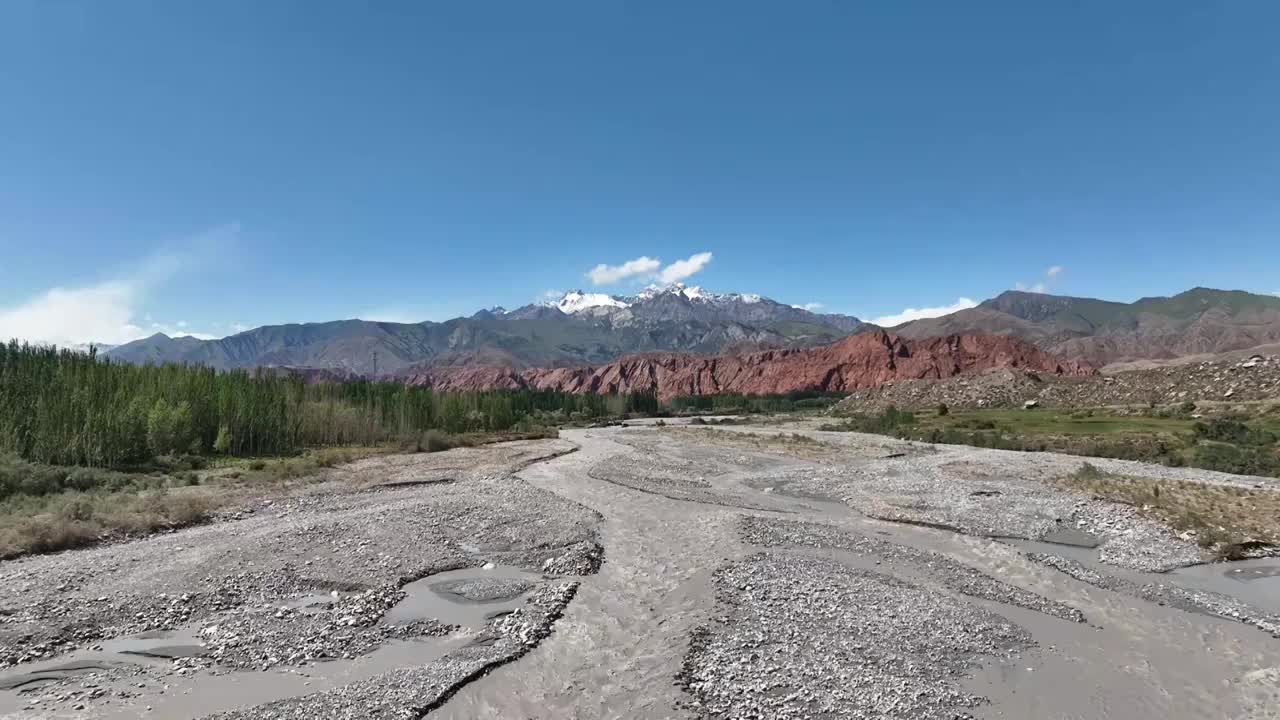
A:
819 406 916 434
0 426 561 559
661 426 833 458
667 390 847 415
822 404 1280 478
1055 462 1280 558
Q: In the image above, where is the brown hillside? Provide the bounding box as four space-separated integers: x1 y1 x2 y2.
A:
400 330 1093 400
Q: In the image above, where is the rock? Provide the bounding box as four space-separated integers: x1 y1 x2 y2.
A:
402 331 1092 401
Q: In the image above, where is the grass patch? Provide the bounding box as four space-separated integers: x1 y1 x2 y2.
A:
663 426 832 457
0 428 561 560
1054 462 1280 559
822 406 1280 478
0 486 217 559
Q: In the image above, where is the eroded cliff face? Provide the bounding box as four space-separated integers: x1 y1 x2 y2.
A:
400 330 1094 400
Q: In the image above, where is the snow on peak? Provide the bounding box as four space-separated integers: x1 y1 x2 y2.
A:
679 284 708 300
630 283 770 305
636 282 711 301
553 290 631 314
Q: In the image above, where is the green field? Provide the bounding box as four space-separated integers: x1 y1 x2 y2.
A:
924 408 1195 436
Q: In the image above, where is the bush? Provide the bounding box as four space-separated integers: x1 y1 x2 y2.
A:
213 425 232 454
1074 462 1105 481
1192 418 1276 446
422 430 458 453
146 399 196 457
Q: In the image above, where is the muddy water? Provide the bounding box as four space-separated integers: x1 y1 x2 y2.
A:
385 565 544 628
6 427 1279 719
435 430 750 719
1170 559 1280 615
0 633 467 718
438 428 1280 720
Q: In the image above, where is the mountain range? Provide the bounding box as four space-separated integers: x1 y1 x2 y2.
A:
892 287 1280 367
400 330 1094 401
107 283 868 375
105 285 1280 373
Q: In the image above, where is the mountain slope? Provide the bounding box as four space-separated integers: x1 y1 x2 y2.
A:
400 330 1094 400
108 286 869 374
894 288 1280 366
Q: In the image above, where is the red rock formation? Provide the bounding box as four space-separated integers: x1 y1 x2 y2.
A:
400 330 1094 400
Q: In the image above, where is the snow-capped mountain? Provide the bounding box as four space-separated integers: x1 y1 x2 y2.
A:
547 283 770 315
551 290 631 314
108 284 867 374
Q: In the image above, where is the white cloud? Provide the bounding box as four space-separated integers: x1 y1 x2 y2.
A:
0 228 238 348
793 302 824 312
657 251 713 284
541 289 564 300
1014 264 1063 294
870 297 978 327
587 256 662 285
0 282 219 346
586 251 714 286
0 282 145 346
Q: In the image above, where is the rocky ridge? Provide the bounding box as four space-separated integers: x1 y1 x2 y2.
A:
895 287 1280 366
402 330 1093 401
835 353 1280 412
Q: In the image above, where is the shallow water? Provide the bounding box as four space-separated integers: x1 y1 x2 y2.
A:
1168 559 1280 614
0 627 207 693
1040 526 1102 548
384 565 544 628
0 632 466 718
1003 537 1102 565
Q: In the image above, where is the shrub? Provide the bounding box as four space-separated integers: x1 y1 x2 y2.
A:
1074 462 1105 481
146 399 196 457
422 430 457 453
213 425 233 454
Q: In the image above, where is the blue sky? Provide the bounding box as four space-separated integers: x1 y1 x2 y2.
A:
1 1 1277 344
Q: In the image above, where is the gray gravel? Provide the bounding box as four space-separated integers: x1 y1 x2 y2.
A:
742 516 1085 623
196 586 455 670
3 425 1279 719
772 440 1212 571
586 448 782 511
679 552 1034 719
206 581 580 720
1028 552 1280 637
0 441 601 717
0 441 598 670
432 577 535 603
